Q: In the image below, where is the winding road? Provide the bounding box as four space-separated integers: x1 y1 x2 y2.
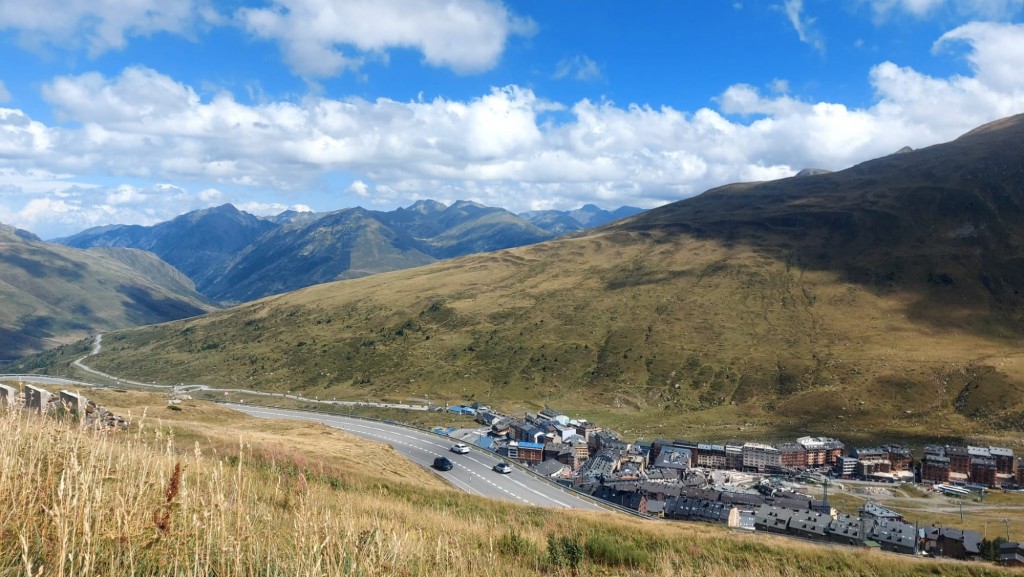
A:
3 335 609 512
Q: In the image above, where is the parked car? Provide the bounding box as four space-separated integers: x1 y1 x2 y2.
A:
493 462 512 474
433 457 454 471
450 443 470 454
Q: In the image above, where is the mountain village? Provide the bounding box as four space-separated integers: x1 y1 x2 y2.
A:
441 402 1023 563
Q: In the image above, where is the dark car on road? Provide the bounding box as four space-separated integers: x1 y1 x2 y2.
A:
433 457 454 471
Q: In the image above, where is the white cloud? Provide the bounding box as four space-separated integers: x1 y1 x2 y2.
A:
769 78 791 94
198 188 223 202
237 0 535 78
553 55 602 81
4 22 1024 236
0 0 212 56
235 201 311 216
346 180 370 198
783 0 826 53
934 22 1024 93
864 0 1024 19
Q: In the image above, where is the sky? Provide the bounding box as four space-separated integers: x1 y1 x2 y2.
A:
2 1 1024 238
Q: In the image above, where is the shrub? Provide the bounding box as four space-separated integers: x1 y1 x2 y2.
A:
584 533 649 568
497 529 536 560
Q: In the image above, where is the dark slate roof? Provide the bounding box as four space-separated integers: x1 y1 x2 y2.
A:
828 514 864 541
754 505 795 531
772 496 813 510
868 519 917 550
788 510 831 537
883 444 913 457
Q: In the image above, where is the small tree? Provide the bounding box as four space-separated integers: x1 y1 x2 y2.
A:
980 537 1007 562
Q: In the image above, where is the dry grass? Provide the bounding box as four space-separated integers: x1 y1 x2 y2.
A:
1 393 1019 577
22 228 1022 449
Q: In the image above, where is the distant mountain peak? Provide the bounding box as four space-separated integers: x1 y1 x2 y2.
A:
406 199 447 214
0 222 41 242
795 168 833 178
448 200 486 210
893 146 914 154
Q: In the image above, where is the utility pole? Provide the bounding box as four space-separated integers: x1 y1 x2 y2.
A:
1006 518 1011 541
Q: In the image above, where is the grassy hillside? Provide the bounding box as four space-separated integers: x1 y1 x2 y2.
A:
2 390 1013 577
21 115 1024 446
0 226 216 359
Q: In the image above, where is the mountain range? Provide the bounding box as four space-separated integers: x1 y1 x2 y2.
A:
55 113 1024 443
60 200 644 303
0 224 215 359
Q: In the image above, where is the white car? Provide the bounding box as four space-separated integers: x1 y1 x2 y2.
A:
450 443 470 454
493 462 512 474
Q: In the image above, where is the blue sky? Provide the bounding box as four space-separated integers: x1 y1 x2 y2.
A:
1 0 1023 238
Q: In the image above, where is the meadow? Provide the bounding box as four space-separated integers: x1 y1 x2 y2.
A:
1 389 1018 576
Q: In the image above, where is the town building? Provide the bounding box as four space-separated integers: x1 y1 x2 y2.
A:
777 443 807 469
946 446 971 474
742 443 781 472
921 455 950 484
696 443 726 468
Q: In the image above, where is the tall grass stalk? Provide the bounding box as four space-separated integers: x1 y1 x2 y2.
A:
0 407 1014 576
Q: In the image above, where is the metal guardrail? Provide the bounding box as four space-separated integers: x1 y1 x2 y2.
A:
218 399 642 517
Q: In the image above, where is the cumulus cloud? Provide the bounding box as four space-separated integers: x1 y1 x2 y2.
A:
553 55 602 81
0 0 212 56
237 0 535 77
4 22 1024 236
0 179 244 238
783 0 826 53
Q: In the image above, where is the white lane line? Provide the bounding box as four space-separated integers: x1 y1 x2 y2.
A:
234 406 531 502
234 406 579 508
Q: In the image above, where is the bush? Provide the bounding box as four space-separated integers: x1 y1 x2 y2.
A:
584 533 650 568
547 533 583 571
496 529 536 559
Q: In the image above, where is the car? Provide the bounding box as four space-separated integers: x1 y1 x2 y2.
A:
450 443 470 454
432 457 454 471
493 462 512 474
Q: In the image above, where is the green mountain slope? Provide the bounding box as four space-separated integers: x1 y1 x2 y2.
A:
47 114 1024 443
0 224 217 359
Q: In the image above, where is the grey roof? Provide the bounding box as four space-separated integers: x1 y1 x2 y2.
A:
868 519 917 550
654 447 691 470
989 446 1015 457
883 444 912 456
852 447 887 458
967 446 992 458
646 499 666 514
788 510 831 537
534 459 567 477
861 501 902 520
754 505 795 531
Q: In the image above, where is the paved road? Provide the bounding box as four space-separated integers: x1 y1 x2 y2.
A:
226 404 607 511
